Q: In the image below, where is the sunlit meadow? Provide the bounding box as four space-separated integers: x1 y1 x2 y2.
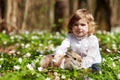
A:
0 31 120 80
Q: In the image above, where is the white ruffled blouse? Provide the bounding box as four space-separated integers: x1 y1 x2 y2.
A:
54 34 102 68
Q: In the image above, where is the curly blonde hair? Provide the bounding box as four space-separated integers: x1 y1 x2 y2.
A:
68 9 95 36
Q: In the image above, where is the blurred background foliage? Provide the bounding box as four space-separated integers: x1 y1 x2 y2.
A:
0 0 120 33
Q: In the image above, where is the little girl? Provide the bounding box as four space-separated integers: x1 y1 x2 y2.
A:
53 9 102 72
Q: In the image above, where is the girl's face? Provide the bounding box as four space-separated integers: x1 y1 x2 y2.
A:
72 19 88 37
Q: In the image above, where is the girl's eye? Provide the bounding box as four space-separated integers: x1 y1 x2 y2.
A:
73 24 78 26
74 24 78 26
73 23 86 26
80 24 86 26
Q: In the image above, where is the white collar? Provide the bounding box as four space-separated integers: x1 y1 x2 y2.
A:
70 33 88 40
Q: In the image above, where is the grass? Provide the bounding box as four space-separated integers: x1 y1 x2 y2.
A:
0 31 120 80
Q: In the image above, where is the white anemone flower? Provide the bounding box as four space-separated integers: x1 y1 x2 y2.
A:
102 58 106 62
54 72 58 76
3 41 7 45
18 58 22 63
48 44 55 51
39 50 44 54
17 51 21 54
55 76 60 80
35 59 39 63
39 43 43 46
38 67 43 72
25 44 30 48
31 62 35 68
88 78 94 80
31 36 38 40
2 30 6 34
117 73 120 80
14 65 20 70
106 49 111 53
112 62 116 67
21 43 25 47
25 31 29 34
0 58 3 61
26 64 34 70
45 77 51 80
99 71 102 75
10 36 14 40
24 52 31 57
61 74 66 79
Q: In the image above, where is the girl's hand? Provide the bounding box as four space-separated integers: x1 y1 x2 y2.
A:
53 54 64 66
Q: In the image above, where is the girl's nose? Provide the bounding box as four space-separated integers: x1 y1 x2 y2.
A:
78 25 82 29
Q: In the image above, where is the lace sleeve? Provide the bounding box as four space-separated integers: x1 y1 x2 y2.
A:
54 34 71 55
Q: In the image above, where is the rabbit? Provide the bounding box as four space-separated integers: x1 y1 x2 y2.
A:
40 51 82 70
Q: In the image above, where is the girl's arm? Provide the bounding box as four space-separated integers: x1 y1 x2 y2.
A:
81 35 101 68
53 35 71 65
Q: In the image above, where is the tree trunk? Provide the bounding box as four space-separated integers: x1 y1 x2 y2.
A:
21 0 30 31
78 0 88 9
94 0 111 31
87 0 96 14
110 0 120 27
0 0 7 32
47 0 55 31
69 0 78 15
53 0 69 32
5 0 20 33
